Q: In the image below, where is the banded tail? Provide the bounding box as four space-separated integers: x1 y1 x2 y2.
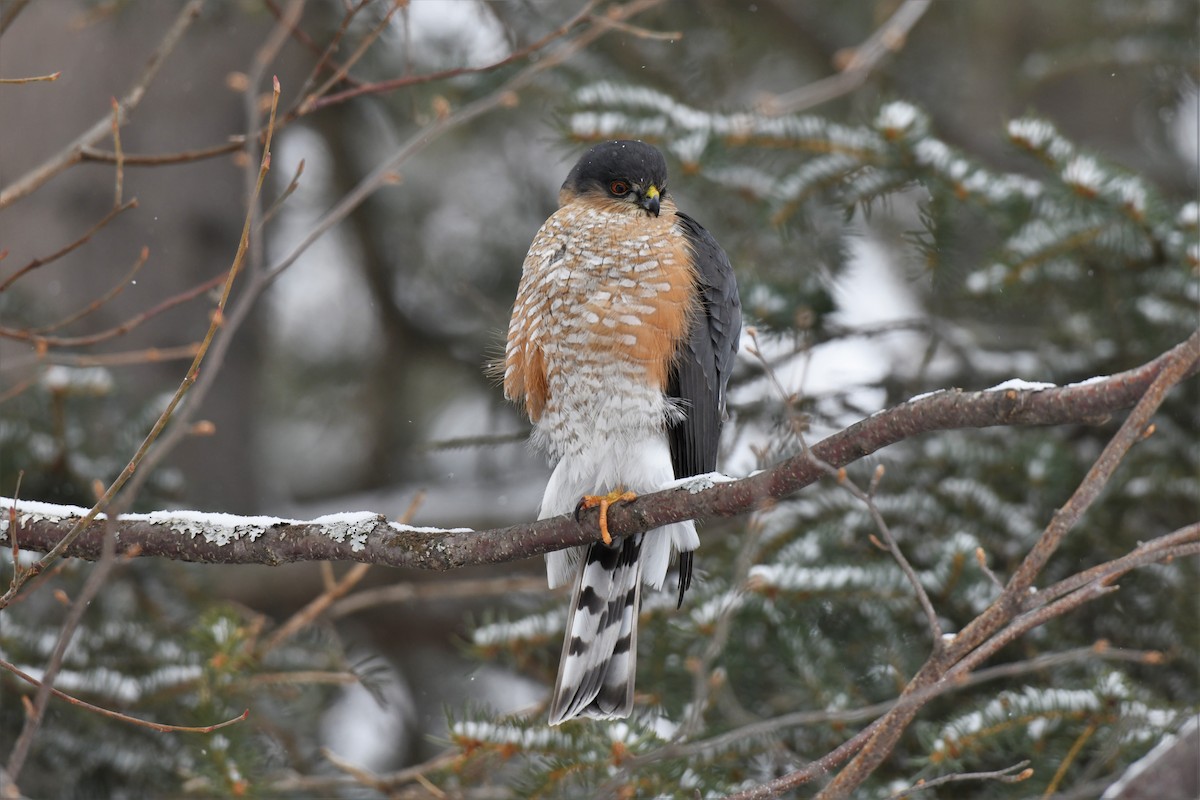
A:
548 534 643 724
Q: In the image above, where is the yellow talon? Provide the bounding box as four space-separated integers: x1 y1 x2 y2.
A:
576 489 638 546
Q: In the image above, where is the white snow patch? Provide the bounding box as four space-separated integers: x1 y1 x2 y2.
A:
662 471 738 493
40 366 114 394
321 666 415 773
984 379 1057 392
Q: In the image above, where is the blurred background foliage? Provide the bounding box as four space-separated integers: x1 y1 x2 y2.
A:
0 0 1196 797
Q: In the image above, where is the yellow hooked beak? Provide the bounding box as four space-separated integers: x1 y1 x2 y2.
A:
640 184 661 216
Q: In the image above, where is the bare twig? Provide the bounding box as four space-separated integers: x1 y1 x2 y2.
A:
0 199 138 294
832 462 944 647
670 643 1158 768
110 97 124 206
0 0 206 210
886 760 1032 798
0 72 61 84
291 0 371 104
0 0 33 37
80 139 244 166
0 269 227 348
29 246 151 334
263 0 366 90
301 0 404 114
765 0 933 115
0 344 201 375
0 657 249 733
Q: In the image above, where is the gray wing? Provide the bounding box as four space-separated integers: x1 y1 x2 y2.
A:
668 211 741 605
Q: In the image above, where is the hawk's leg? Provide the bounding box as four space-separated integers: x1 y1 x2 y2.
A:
574 489 638 546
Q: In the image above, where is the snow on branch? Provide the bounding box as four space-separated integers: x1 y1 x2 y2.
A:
3 331 1196 571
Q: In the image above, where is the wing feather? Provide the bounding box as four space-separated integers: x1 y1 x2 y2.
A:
667 212 741 604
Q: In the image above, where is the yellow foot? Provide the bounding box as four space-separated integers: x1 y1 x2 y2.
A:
575 489 638 546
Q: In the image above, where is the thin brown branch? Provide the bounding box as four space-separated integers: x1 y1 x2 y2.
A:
30 246 150 334
110 97 124 206
0 269 227 348
291 0 371 105
0 199 138 294
0 656 249 733
0 0 33 37
263 0 365 89
887 760 1032 798
260 158 305 226
764 0 933 115
4 330 1195 571
79 139 244 166
302 0 403 114
0 72 61 84
830 462 944 647
1026 524 1200 611
0 345 201 378
0 0 206 210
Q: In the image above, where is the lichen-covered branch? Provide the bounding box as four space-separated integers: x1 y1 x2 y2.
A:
4 331 1195 573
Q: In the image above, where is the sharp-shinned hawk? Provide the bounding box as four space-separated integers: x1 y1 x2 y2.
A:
503 140 741 724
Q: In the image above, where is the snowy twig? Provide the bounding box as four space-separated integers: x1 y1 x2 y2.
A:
3 331 1196 572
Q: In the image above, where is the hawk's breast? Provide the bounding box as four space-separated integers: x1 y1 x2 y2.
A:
504 199 697 459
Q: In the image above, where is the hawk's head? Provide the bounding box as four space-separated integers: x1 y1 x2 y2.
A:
560 140 668 217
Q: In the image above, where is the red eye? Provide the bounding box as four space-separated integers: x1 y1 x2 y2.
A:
609 180 631 196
